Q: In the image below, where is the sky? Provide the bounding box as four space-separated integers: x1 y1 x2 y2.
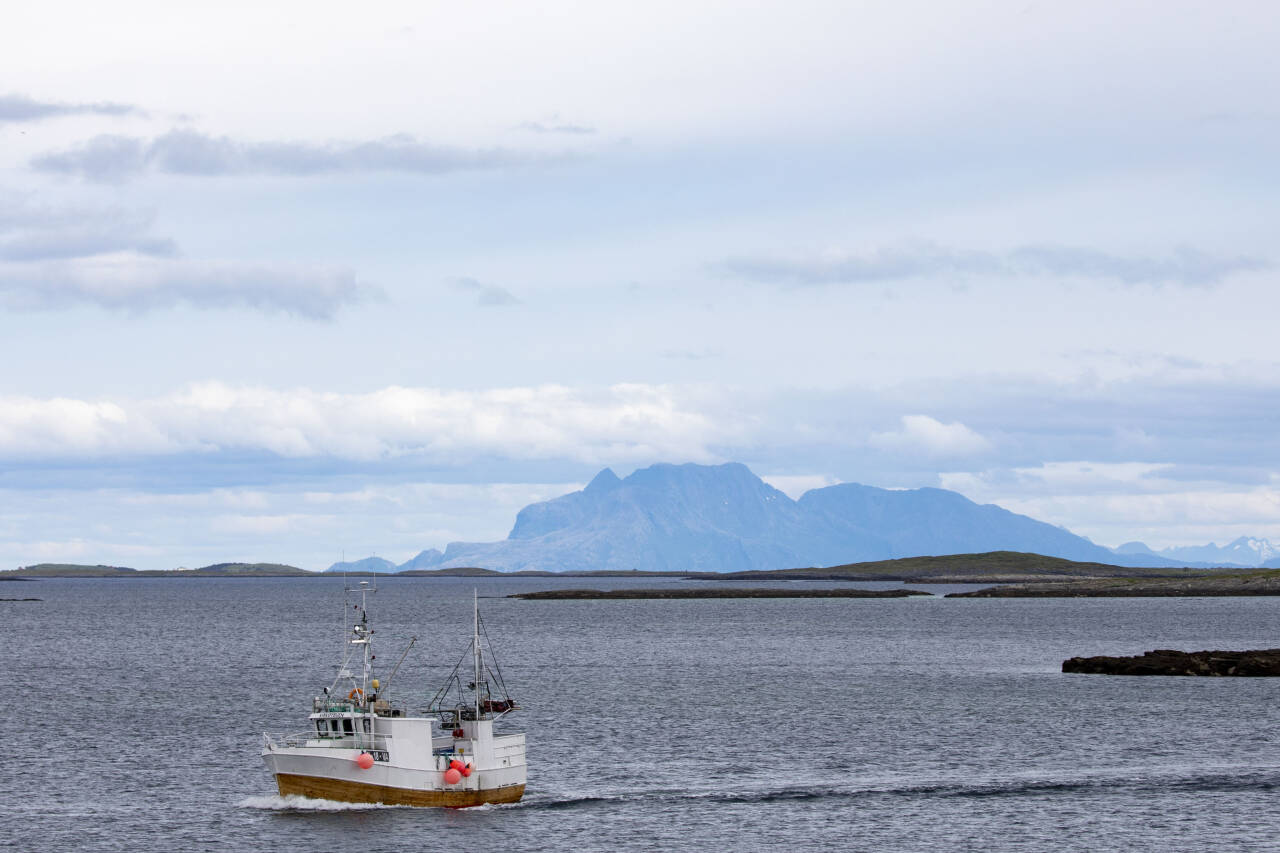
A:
1 0 1278 570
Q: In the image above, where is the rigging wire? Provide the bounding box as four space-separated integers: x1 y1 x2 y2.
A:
478 609 515 703
426 611 516 711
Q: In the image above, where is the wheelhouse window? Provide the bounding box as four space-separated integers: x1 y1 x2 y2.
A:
315 720 325 736
362 718 371 734
343 718 354 735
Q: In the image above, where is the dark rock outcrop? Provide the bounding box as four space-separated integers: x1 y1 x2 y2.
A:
1063 649 1280 676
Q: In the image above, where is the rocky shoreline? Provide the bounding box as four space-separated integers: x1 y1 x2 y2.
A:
509 587 932 600
1063 649 1280 676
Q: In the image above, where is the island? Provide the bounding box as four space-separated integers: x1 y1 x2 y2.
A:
3 562 315 578
5 552 1250 593
509 587 932 600
946 570 1280 597
1063 649 1280 676
687 551 1194 584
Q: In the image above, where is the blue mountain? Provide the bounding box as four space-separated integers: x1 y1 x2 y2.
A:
324 556 399 574
794 482 1132 566
363 462 1179 573
398 549 445 571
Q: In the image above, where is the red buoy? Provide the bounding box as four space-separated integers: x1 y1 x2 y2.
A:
355 752 374 769
460 763 472 778
444 768 462 785
449 759 464 771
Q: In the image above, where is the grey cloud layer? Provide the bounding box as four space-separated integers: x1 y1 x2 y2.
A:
451 277 520 306
0 199 174 261
0 257 374 319
0 93 142 123
33 129 571 181
0 199 372 318
723 243 1268 288
516 121 596 135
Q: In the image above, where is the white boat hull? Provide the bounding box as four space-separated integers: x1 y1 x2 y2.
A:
262 746 526 807
262 730 527 808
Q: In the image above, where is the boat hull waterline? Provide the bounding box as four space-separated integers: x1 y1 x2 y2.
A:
263 741 527 808
274 773 525 807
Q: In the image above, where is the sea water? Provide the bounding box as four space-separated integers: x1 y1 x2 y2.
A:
7 576 1280 851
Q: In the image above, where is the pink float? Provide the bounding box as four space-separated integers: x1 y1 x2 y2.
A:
355 752 374 769
444 768 462 785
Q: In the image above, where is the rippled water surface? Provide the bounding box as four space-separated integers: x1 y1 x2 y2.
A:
9 576 1280 851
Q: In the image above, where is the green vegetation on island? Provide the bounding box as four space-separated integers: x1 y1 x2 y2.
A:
695 551 1194 583
510 587 933 600
5 563 139 577
3 562 312 578
948 568 1280 597
185 562 314 576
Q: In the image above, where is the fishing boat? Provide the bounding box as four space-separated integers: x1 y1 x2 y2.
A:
261 582 526 807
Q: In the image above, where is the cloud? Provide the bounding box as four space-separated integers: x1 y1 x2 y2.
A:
0 198 175 261
0 254 375 318
1009 245 1266 287
0 375 1279 556
1014 461 1173 492
0 198 369 317
32 129 573 182
0 382 728 464
940 463 1280 549
940 462 1176 499
0 480 586 571
517 120 596 135
451 276 520 306
869 415 992 457
0 92 142 123
722 242 1268 288
760 473 839 499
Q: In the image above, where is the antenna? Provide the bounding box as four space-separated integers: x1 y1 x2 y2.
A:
339 553 347 668
474 589 481 723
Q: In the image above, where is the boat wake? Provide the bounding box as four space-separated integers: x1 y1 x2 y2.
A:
520 767 1280 812
236 766 1280 815
238 794 409 812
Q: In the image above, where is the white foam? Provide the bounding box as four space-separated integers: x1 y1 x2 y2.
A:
237 794 405 811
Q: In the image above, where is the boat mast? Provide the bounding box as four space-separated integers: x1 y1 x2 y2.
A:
360 581 372 701
473 589 481 722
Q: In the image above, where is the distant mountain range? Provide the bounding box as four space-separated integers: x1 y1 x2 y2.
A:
6 562 312 577
329 462 1241 574
1113 537 1280 569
